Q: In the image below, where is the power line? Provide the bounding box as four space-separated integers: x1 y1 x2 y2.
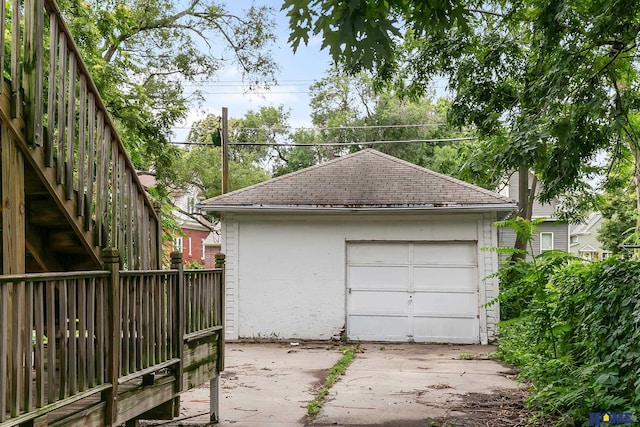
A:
169 136 477 147
196 90 311 95
180 79 449 89
171 123 448 131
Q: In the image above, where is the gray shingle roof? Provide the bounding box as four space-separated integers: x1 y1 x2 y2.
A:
199 149 514 211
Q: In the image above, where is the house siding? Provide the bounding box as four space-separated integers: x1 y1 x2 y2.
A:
221 217 239 339
499 221 569 256
569 216 605 258
482 212 499 342
501 171 568 256
506 172 558 218
221 212 500 343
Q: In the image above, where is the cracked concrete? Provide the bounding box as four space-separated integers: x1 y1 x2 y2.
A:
141 342 521 427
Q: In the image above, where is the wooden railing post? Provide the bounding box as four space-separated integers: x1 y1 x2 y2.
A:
171 251 184 392
102 248 121 426
214 253 225 372
153 202 162 270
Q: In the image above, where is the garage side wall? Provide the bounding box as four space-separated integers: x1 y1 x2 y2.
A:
222 213 500 342
481 212 500 342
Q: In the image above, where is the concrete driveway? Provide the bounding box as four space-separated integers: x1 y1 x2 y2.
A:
143 342 523 427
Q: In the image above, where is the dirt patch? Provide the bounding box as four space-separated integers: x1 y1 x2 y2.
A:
310 388 551 427
308 368 330 393
427 383 452 390
436 388 538 427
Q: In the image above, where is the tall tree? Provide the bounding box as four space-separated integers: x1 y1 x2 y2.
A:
59 0 278 183
272 70 475 179
284 0 640 244
173 113 270 199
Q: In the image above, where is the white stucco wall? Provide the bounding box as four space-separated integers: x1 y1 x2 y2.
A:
221 211 500 343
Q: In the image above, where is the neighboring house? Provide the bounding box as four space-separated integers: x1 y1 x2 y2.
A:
199 149 516 344
170 186 220 266
497 171 569 255
138 173 220 267
570 212 609 260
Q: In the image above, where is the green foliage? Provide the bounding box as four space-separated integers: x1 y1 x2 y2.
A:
284 0 640 223
56 0 278 184
273 69 480 183
494 227 640 423
172 112 270 201
599 161 639 252
599 190 637 253
185 260 203 270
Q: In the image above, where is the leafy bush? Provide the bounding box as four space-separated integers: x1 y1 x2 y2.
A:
493 220 640 425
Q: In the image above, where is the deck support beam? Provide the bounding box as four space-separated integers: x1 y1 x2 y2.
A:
2 122 26 417
1 122 26 274
102 248 121 426
210 375 220 424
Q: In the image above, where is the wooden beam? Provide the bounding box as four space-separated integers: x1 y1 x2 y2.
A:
28 198 69 226
1 122 25 419
25 222 63 272
102 248 120 426
1 122 26 274
0 80 101 268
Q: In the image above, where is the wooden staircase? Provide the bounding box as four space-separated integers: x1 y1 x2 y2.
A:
0 0 162 274
0 1 225 426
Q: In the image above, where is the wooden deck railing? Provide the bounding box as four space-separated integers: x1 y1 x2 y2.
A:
1 0 161 269
0 251 225 426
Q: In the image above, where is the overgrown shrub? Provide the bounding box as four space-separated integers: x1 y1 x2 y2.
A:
493 219 640 425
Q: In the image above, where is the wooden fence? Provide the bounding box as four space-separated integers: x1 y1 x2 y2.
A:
0 251 224 426
1 0 161 269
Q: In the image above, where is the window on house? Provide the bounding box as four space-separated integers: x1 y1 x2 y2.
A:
602 251 612 260
570 235 578 244
187 197 195 214
201 239 206 260
540 232 553 252
188 237 192 256
173 237 183 252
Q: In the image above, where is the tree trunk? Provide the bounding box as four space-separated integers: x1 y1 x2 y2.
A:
509 163 534 262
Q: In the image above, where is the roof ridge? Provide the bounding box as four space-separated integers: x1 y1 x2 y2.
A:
201 149 371 203
199 148 515 209
366 149 513 202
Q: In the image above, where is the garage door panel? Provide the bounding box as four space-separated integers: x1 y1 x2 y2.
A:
348 314 411 342
349 265 409 289
347 242 410 264
346 241 480 344
349 290 408 314
413 266 477 290
413 316 479 343
412 292 478 316
412 242 477 265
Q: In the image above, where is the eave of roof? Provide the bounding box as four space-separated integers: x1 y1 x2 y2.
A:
199 203 517 214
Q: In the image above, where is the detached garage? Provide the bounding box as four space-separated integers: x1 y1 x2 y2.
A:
199 149 515 344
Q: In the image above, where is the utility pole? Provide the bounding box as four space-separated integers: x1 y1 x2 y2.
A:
221 107 229 194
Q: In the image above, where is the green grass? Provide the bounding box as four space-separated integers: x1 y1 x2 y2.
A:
457 351 496 360
306 346 358 419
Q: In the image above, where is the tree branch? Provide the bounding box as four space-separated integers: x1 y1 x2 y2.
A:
466 8 504 18
102 0 208 63
172 203 217 232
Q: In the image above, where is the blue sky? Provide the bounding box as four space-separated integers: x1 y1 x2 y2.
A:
172 2 333 143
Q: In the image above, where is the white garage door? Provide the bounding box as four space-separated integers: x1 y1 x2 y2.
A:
347 241 480 343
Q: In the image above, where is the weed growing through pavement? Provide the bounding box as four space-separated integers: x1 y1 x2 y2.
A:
306 345 359 419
